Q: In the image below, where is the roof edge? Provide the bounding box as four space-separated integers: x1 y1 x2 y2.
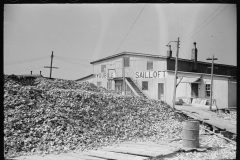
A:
76 74 94 81
166 70 233 78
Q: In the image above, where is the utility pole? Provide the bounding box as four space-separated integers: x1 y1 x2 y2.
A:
44 51 58 78
172 37 180 110
122 57 126 95
206 54 218 111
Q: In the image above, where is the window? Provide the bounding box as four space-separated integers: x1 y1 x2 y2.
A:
101 65 106 73
147 61 153 70
205 84 211 97
97 81 102 87
142 81 148 90
123 57 130 67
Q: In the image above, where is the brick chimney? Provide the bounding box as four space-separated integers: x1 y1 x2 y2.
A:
167 45 172 58
191 42 198 72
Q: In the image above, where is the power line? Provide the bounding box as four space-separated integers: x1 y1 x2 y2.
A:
114 3 147 54
4 67 43 73
4 56 49 65
181 4 222 41
181 4 229 44
56 55 91 61
54 56 91 66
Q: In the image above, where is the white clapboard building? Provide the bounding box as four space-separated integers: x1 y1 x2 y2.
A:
76 43 237 110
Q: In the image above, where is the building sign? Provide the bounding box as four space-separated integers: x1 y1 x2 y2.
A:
135 71 165 78
95 72 116 78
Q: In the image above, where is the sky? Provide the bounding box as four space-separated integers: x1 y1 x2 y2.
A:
4 3 236 80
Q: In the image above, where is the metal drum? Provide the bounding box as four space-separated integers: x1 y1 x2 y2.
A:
182 120 199 148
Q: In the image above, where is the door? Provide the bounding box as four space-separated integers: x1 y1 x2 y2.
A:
191 83 198 97
115 80 122 93
158 83 164 100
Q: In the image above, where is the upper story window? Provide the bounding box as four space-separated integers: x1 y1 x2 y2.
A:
147 61 153 70
101 65 106 73
123 57 130 67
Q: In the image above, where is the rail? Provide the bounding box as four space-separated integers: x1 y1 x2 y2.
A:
127 66 151 99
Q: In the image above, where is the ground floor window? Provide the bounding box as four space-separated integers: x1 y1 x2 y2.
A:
142 81 148 90
205 84 211 97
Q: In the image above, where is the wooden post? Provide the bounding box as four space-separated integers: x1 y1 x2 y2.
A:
122 57 126 95
172 37 180 110
44 51 58 78
207 54 218 110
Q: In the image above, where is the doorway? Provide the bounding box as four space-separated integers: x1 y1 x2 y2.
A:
158 83 164 100
191 83 198 97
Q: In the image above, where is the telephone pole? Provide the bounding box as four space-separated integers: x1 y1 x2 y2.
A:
172 37 180 110
166 38 180 110
44 51 58 78
206 54 218 111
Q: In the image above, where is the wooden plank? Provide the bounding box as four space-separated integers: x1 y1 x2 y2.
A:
116 143 167 149
101 145 178 157
116 142 179 151
52 154 85 160
175 106 237 134
58 153 107 160
85 150 148 160
180 107 236 133
60 154 106 160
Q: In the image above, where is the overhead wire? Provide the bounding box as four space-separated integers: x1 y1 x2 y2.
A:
56 55 91 61
4 67 44 73
114 3 147 54
181 4 222 41
54 56 91 66
4 56 49 66
181 4 229 44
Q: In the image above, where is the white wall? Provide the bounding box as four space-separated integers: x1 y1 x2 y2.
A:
228 81 237 108
166 72 230 109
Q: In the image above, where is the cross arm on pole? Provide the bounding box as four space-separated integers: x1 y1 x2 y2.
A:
206 58 218 60
207 67 218 69
44 66 59 69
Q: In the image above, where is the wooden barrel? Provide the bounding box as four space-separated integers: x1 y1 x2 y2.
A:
182 120 199 148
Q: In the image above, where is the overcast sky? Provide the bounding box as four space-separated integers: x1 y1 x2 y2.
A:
4 4 236 80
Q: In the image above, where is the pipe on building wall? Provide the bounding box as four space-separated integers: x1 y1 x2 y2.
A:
167 45 172 58
191 42 198 72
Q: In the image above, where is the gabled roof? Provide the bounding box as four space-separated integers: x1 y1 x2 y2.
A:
90 52 168 64
90 51 236 68
76 74 94 81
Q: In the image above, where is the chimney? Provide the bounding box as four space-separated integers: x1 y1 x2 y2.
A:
167 45 172 58
40 71 42 75
191 42 198 72
31 71 32 75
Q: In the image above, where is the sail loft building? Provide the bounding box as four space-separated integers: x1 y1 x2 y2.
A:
76 43 237 110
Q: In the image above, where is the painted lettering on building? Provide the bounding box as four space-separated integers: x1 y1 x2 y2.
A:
95 72 116 78
135 71 165 78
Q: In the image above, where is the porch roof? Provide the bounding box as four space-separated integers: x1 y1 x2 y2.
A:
180 77 201 83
